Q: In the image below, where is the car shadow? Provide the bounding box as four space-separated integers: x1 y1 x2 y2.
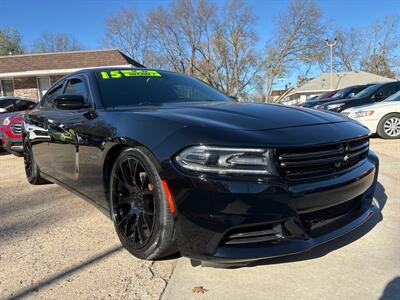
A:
380 276 400 300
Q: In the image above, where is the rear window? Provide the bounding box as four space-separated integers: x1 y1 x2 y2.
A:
95 69 231 107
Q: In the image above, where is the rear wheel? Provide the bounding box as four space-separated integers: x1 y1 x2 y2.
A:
377 113 400 139
23 137 50 185
109 148 176 260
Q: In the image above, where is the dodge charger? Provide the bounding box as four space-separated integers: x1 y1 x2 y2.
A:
22 68 379 264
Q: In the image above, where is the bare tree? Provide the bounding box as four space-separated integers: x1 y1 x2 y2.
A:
210 0 260 98
103 7 160 67
146 0 216 74
360 17 400 78
0 27 24 55
263 0 325 102
32 32 82 53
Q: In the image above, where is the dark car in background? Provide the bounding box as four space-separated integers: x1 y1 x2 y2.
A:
23 68 379 265
304 85 371 108
0 97 36 150
320 81 400 113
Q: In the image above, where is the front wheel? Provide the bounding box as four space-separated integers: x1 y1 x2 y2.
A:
109 148 177 260
377 113 400 139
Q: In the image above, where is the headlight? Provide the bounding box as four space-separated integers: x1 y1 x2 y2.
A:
175 146 275 175
353 111 374 118
2 117 10 126
326 103 345 110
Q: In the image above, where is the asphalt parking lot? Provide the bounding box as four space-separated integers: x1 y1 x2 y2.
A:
0 138 399 300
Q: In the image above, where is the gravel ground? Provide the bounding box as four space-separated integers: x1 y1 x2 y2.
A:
0 150 177 300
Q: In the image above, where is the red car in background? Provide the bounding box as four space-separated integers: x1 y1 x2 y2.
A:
0 113 24 156
0 97 36 156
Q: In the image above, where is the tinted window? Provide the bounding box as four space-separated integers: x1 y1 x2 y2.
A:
43 84 64 108
352 86 369 95
64 77 89 100
13 100 34 111
353 84 382 98
330 87 351 100
377 84 400 100
0 99 15 111
95 70 231 107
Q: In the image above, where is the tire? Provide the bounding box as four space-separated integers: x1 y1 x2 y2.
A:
377 113 400 139
109 147 177 260
23 137 50 185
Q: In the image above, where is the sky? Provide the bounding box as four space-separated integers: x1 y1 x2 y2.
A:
1 0 399 87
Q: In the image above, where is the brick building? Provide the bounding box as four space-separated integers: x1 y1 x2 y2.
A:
0 49 144 101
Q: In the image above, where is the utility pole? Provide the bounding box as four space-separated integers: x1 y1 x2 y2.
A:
325 38 337 90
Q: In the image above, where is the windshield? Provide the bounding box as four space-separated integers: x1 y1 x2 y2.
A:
353 84 381 99
330 87 351 100
384 90 400 101
95 69 232 107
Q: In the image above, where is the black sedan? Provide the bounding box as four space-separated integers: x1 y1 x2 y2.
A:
23 68 379 264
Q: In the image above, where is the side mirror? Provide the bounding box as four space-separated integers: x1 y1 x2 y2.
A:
54 94 90 110
0 108 6 113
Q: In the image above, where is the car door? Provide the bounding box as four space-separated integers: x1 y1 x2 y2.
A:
45 75 93 187
26 82 65 173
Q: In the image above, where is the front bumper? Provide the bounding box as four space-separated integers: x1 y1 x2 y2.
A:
1 137 23 154
166 151 379 264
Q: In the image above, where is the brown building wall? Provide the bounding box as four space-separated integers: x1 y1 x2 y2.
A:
13 77 39 101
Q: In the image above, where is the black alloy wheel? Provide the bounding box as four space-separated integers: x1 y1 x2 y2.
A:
109 148 176 260
111 157 156 248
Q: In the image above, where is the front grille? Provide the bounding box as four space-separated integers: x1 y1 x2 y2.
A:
11 124 22 134
276 137 369 181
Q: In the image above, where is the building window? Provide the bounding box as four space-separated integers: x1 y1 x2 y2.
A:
37 77 52 99
1 79 14 96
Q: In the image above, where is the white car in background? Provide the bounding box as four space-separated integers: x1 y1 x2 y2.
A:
342 90 400 139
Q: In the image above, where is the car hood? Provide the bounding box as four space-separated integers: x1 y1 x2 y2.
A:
131 102 349 131
343 101 399 112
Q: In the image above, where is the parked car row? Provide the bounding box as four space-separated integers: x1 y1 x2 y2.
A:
0 97 36 155
297 81 400 139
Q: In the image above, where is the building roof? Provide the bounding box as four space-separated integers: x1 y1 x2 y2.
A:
293 71 395 94
0 49 144 78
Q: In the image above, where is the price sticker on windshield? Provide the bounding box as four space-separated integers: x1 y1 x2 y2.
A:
100 70 161 79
